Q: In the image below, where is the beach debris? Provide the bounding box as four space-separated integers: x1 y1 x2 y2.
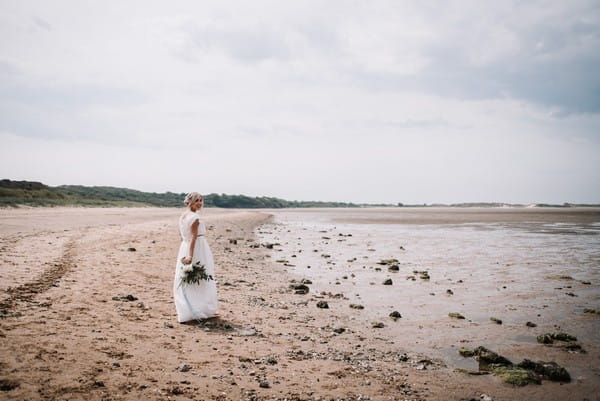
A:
372 322 385 328
448 312 465 319
316 301 329 309
383 278 393 285
127 247 136 252
389 311 402 321
112 294 138 302
490 317 503 325
349 304 364 310
583 308 599 314
525 321 537 327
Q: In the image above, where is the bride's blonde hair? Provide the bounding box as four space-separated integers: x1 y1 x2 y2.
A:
183 192 202 207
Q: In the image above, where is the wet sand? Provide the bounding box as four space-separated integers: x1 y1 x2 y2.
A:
0 207 599 401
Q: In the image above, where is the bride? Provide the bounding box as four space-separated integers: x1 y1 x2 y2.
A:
173 192 218 322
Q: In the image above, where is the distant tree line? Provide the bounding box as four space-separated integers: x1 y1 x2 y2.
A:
0 179 361 208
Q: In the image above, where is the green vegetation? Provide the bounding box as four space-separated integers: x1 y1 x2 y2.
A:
0 179 361 208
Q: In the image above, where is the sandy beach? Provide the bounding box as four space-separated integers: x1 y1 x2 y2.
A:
1 207 599 401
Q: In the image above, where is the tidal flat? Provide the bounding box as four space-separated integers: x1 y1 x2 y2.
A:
0 206 598 401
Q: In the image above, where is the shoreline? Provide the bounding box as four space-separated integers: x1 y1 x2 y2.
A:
0 207 598 400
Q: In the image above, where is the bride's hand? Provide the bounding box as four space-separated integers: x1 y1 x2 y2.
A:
181 256 192 265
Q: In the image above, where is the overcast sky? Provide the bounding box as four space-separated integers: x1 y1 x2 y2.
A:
1 1 599 204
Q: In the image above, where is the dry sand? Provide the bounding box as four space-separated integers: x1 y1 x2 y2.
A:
0 207 598 401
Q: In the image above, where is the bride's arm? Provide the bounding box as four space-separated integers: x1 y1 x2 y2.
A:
182 220 200 264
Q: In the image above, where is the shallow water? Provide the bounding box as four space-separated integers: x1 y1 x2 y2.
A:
257 207 600 368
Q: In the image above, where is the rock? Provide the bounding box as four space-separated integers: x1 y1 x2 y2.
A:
316 301 329 309
583 308 599 314
372 322 384 328
93 380 105 387
333 327 346 334
389 311 402 321
229 239 238 244
112 295 138 302
377 259 399 265
290 284 309 295
517 359 571 382
383 278 393 285
448 312 465 319
164 322 174 329
127 247 136 252
473 346 512 366
536 332 577 344
259 380 270 388
458 347 475 357
178 364 192 372
490 365 541 386
480 394 493 401
349 304 364 310
301 279 312 285
0 379 19 391
388 264 400 272
266 357 278 365
490 317 503 325
446 289 454 295
525 321 537 327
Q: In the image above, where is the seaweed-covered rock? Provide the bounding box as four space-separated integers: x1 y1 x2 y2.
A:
536 332 577 344
388 264 400 272
473 346 512 366
583 308 599 315
448 312 465 319
383 278 393 285
490 317 503 325
517 359 571 382
372 322 385 328
349 304 364 310
458 347 475 357
490 365 541 386
525 321 537 328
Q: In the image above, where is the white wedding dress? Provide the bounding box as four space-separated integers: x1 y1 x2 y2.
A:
173 211 218 322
